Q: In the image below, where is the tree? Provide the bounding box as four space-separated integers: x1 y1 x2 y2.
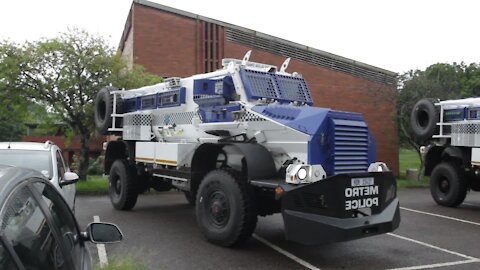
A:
0 29 162 180
397 62 480 178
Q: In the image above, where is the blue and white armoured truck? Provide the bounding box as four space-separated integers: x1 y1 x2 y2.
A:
95 52 400 247
411 97 480 207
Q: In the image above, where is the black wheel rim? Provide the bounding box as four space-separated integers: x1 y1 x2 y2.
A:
438 176 450 194
206 190 230 227
110 174 122 199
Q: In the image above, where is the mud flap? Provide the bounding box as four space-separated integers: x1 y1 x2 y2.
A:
280 172 400 245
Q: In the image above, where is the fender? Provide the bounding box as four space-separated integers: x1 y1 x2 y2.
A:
191 143 277 180
424 145 444 176
223 143 277 180
104 141 135 173
425 145 469 175
441 146 468 163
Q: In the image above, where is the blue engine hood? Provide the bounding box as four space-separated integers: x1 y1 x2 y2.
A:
252 104 374 176
252 104 364 135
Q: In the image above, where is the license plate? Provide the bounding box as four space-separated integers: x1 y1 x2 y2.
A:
351 177 374 187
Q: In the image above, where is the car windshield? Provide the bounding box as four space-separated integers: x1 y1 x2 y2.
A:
0 150 52 179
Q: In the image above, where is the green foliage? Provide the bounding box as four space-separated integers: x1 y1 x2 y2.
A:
0 101 26 141
0 28 162 179
70 155 104 175
76 175 108 194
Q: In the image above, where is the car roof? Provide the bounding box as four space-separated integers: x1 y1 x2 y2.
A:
0 141 55 151
0 165 48 207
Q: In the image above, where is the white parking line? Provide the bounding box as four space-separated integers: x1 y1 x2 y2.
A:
253 234 321 270
387 233 477 260
386 259 480 270
94 216 109 268
387 233 480 270
400 207 480 226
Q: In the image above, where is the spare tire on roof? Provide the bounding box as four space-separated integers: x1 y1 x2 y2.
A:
94 86 123 135
410 98 440 143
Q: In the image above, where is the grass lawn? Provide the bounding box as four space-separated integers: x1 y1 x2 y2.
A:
397 148 430 188
76 175 108 194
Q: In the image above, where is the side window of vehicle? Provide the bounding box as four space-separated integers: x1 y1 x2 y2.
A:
0 185 70 269
56 151 66 180
31 182 82 267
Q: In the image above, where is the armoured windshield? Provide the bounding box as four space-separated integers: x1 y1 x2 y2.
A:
239 68 313 105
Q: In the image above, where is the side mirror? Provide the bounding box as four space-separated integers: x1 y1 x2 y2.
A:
60 172 79 187
83 222 123 244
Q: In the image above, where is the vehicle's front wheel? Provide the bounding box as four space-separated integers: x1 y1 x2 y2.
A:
109 159 139 210
196 169 257 247
430 162 467 207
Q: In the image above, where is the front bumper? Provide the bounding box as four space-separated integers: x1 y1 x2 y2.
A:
280 172 400 245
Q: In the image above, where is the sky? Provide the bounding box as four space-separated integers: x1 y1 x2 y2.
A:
0 0 479 74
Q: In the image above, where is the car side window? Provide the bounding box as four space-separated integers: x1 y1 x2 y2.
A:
56 151 66 180
0 185 70 270
31 182 82 268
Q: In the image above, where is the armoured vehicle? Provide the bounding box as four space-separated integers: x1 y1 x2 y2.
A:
411 97 480 207
95 52 400 246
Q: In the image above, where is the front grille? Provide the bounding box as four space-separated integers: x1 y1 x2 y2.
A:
333 119 369 174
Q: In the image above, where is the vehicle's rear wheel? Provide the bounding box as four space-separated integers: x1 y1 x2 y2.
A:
109 159 138 210
196 169 257 247
430 162 467 207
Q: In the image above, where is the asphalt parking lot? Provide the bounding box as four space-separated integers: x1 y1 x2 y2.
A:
76 188 480 270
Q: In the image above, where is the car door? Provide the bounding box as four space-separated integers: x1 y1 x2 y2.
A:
0 181 75 270
30 181 87 270
55 150 76 209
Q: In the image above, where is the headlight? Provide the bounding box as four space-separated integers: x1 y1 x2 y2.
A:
286 164 326 184
368 162 390 172
297 168 308 180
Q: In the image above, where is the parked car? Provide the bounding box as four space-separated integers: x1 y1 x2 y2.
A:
0 141 77 209
0 165 123 270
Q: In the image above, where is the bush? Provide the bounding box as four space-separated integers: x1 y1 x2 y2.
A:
70 155 104 175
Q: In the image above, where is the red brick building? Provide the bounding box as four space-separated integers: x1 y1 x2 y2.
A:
22 135 104 165
118 0 399 175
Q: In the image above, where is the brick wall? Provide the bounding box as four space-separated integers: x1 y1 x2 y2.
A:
133 4 198 77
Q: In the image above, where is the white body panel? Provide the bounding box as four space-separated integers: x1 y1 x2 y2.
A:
471 148 480 165
136 142 197 166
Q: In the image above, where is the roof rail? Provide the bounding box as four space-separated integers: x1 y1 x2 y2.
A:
44 140 54 149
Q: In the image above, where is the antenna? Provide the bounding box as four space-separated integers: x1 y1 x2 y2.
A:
280 58 291 72
242 50 252 65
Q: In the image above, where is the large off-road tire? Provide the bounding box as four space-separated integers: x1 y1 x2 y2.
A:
94 86 123 135
430 162 467 207
109 159 139 210
196 169 257 247
410 98 440 143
